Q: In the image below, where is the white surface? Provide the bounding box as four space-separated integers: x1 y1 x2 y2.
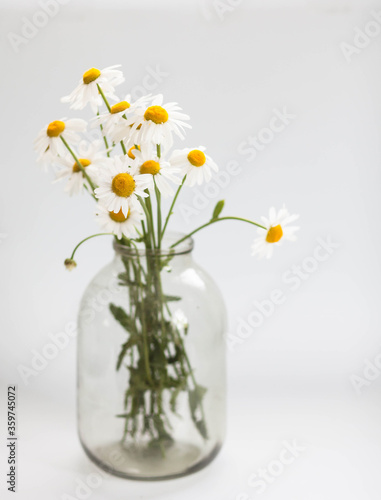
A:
1 1 381 498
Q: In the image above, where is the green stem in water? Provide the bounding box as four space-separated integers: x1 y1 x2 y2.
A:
60 136 97 194
171 216 267 248
161 175 187 239
69 233 114 260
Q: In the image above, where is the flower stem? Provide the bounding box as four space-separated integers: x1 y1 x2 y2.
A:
171 216 267 248
60 136 97 194
69 233 114 260
97 84 111 112
96 110 110 157
145 195 157 249
120 140 127 155
154 179 162 248
139 197 156 249
161 175 186 239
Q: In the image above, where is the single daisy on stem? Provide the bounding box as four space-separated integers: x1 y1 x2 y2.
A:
96 204 143 240
34 118 87 168
54 141 108 195
251 206 299 259
95 155 151 216
131 147 181 198
170 146 218 187
94 94 151 138
61 65 124 113
118 94 191 150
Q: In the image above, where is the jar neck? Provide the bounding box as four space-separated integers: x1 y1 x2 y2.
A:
113 232 194 260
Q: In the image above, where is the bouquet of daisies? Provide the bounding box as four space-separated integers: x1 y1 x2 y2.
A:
34 65 299 448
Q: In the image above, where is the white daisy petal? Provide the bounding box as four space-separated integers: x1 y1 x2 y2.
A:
34 118 87 169
96 203 143 240
61 65 125 112
251 206 299 259
169 146 218 187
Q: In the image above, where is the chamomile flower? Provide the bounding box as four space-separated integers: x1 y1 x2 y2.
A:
54 141 108 195
94 94 151 137
115 94 191 150
34 118 87 169
95 156 151 216
170 146 218 187
131 147 181 198
251 206 299 259
96 204 143 240
61 65 124 113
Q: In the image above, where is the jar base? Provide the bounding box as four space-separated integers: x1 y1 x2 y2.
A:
80 438 223 481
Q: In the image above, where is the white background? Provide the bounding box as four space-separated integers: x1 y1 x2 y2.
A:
1 0 381 498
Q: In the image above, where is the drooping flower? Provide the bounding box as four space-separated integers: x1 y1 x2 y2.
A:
94 156 151 216
61 65 124 113
34 118 87 169
114 94 191 150
251 206 299 259
169 146 218 187
54 141 108 195
131 147 181 198
96 204 143 240
64 258 77 271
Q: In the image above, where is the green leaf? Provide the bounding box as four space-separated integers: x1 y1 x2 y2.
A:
212 199 225 220
117 272 138 287
116 337 139 370
163 294 181 302
109 304 134 333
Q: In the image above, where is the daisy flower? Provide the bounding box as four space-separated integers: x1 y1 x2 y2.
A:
96 204 143 240
54 141 108 195
115 94 191 150
251 206 300 259
170 146 218 187
131 147 181 198
34 118 87 169
95 156 151 216
93 94 151 138
61 65 124 113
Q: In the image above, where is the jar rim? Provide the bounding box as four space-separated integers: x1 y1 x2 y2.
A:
113 231 194 257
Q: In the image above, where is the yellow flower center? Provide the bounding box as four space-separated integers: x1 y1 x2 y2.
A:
266 225 283 243
110 101 130 114
47 120 65 138
83 68 101 84
187 150 206 167
144 106 169 124
72 158 91 173
140 160 160 176
128 145 140 160
109 208 130 223
111 173 135 197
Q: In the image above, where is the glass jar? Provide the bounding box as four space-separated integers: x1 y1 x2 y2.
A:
77 232 227 480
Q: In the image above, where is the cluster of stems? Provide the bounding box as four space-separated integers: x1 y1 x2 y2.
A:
64 86 265 451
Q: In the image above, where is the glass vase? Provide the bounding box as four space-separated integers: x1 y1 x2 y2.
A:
77 232 227 480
